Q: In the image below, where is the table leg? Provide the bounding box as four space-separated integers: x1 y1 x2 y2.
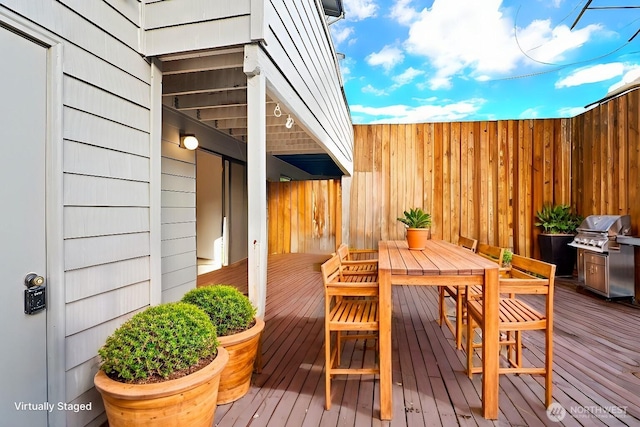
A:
482 266 499 419
379 270 392 420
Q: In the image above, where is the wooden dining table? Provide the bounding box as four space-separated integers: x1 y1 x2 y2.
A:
378 240 500 420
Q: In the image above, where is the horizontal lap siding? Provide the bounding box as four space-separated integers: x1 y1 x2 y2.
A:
160 126 197 301
62 63 152 427
144 0 251 55
264 0 353 173
0 1 151 425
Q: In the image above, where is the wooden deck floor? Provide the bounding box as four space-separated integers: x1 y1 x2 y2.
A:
198 253 640 427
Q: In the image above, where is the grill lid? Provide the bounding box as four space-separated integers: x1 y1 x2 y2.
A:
577 215 631 234
569 215 631 252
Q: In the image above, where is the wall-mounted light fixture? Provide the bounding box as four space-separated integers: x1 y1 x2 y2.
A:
285 115 294 129
180 134 199 150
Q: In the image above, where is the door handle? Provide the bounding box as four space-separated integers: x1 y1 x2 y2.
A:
25 273 45 288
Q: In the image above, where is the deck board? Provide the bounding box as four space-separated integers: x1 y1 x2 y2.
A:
199 254 640 426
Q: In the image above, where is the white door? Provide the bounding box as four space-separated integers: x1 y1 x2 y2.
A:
0 25 49 425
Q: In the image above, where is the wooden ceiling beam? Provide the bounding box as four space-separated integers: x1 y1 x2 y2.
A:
162 69 246 96
162 52 245 75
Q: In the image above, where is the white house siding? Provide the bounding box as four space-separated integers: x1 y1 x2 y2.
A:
263 0 353 174
144 0 252 56
159 108 254 302
0 1 352 426
160 122 198 303
0 1 153 426
144 0 354 174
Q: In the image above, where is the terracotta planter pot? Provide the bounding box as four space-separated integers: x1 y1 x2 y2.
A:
217 317 265 404
94 347 229 427
406 228 431 250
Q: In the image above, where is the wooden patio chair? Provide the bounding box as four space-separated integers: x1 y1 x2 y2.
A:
477 243 510 277
321 254 379 410
438 236 478 349
466 254 556 408
336 243 378 276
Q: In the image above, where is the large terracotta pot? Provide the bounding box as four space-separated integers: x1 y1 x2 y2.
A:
94 347 229 427
406 228 431 250
217 317 265 404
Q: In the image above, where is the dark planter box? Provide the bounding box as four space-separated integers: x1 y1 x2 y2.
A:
538 234 577 277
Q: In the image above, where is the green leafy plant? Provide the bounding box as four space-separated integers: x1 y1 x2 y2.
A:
98 302 219 383
397 207 432 229
535 204 582 234
182 285 257 337
502 249 513 266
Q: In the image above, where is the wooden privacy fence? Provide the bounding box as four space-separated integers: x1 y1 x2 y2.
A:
267 88 640 261
267 179 341 254
349 119 573 258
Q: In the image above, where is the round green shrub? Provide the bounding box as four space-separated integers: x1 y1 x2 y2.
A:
98 302 219 383
182 285 257 336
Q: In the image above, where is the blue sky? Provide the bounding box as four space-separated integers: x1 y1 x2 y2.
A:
330 0 640 124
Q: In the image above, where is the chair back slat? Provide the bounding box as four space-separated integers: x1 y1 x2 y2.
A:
477 243 505 265
458 236 478 252
321 254 343 285
336 244 350 262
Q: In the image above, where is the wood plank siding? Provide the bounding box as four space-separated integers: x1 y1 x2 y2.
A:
267 180 342 255
199 254 640 426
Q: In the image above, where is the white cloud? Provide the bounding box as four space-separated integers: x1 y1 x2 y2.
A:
344 0 378 21
607 65 640 93
349 98 485 123
555 63 624 88
339 57 356 82
332 26 355 45
362 84 388 96
392 67 424 86
390 0 420 26
403 0 602 88
557 106 586 117
519 107 540 119
366 45 404 71
515 20 601 65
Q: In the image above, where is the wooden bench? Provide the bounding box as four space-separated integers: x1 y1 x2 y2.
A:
466 254 555 408
321 254 379 410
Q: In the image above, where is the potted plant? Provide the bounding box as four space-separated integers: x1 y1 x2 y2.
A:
502 249 513 268
93 302 229 427
182 285 265 404
397 207 432 250
535 203 582 276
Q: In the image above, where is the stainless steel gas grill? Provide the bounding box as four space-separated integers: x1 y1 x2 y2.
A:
569 215 635 299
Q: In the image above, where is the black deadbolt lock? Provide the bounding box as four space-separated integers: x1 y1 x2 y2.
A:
25 273 45 288
24 273 46 315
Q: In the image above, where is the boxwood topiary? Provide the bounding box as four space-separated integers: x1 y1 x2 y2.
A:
182 285 257 337
98 302 219 383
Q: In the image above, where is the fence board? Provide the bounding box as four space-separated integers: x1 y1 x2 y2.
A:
267 88 640 275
